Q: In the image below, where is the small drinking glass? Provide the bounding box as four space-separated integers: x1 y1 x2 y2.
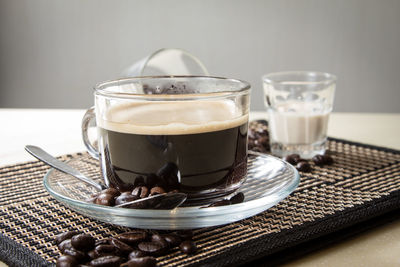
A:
262 71 336 159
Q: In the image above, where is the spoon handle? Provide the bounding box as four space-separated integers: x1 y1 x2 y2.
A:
25 145 105 191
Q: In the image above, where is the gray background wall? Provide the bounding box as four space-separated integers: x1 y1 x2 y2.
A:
0 0 399 112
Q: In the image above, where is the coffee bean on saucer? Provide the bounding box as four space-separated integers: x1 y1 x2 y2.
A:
115 231 148 246
101 188 120 198
55 231 78 245
71 233 95 252
208 199 231 207
168 189 179 194
128 250 147 259
56 255 78 267
138 241 167 256
86 196 98 204
163 234 181 247
115 192 140 206
96 193 115 206
132 186 149 198
179 240 197 255
296 161 312 172
230 192 245 204
127 256 157 267
110 237 134 255
89 255 122 267
145 174 158 188
134 176 146 187
150 186 166 196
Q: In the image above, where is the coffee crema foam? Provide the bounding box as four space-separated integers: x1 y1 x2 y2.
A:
97 101 248 135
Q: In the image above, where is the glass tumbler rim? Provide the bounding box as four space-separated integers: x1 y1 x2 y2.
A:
262 71 337 86
94 75 251 101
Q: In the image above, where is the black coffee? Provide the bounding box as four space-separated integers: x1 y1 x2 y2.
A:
97 101 248 199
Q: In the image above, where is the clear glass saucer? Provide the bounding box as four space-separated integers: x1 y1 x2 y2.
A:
43 151 299 230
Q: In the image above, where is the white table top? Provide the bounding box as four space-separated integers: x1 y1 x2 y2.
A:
0 108 399 266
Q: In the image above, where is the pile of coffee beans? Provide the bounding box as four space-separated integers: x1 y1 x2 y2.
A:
283 154 334 172
248 123 270 153
87 185 177 209
55 229 196 267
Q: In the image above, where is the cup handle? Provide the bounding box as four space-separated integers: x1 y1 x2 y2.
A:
82 106 99 159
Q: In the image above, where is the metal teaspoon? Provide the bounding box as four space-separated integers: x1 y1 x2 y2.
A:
24 145 187 209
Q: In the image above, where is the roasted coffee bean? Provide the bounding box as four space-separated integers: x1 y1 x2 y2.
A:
132 186 149 198
89 255 122 267
151 234 169 248
95 193 115 206
110 237 134 255
143 174 158 188
150 186 166 196
86 196 98 203
55 231 78 245
71 233 95 252
116 231 148 245
254 136 269 148
134 176 146 187
323 154 334 164
88 249 98 259
56 255 78 267
179 240 197 255
95 239 110 246
163 234 181 247
208 199 231 207
128 250 147 259
296 161 312 172
63 248 86 261
58 239 73 254
101 188 120 197
127 256 157 267
251 146 265 153
230 192 245 204
175 230 193 240
138 241 167 256
168 189 179 194
115 192 140 206
283 154 298 165
95 244 116 257
312 154 325 166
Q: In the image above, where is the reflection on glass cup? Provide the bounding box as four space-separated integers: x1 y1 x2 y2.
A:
122 48 209 77
262 71 336 159
82 76 251 202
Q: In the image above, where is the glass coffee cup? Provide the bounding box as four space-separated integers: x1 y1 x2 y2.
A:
82 76 251 202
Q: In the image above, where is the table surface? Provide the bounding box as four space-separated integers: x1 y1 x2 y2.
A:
0 109 399 266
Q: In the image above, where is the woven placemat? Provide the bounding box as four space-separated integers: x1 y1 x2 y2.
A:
1 120 400 267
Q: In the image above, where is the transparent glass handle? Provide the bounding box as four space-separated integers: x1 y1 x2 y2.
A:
82 106 99 159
